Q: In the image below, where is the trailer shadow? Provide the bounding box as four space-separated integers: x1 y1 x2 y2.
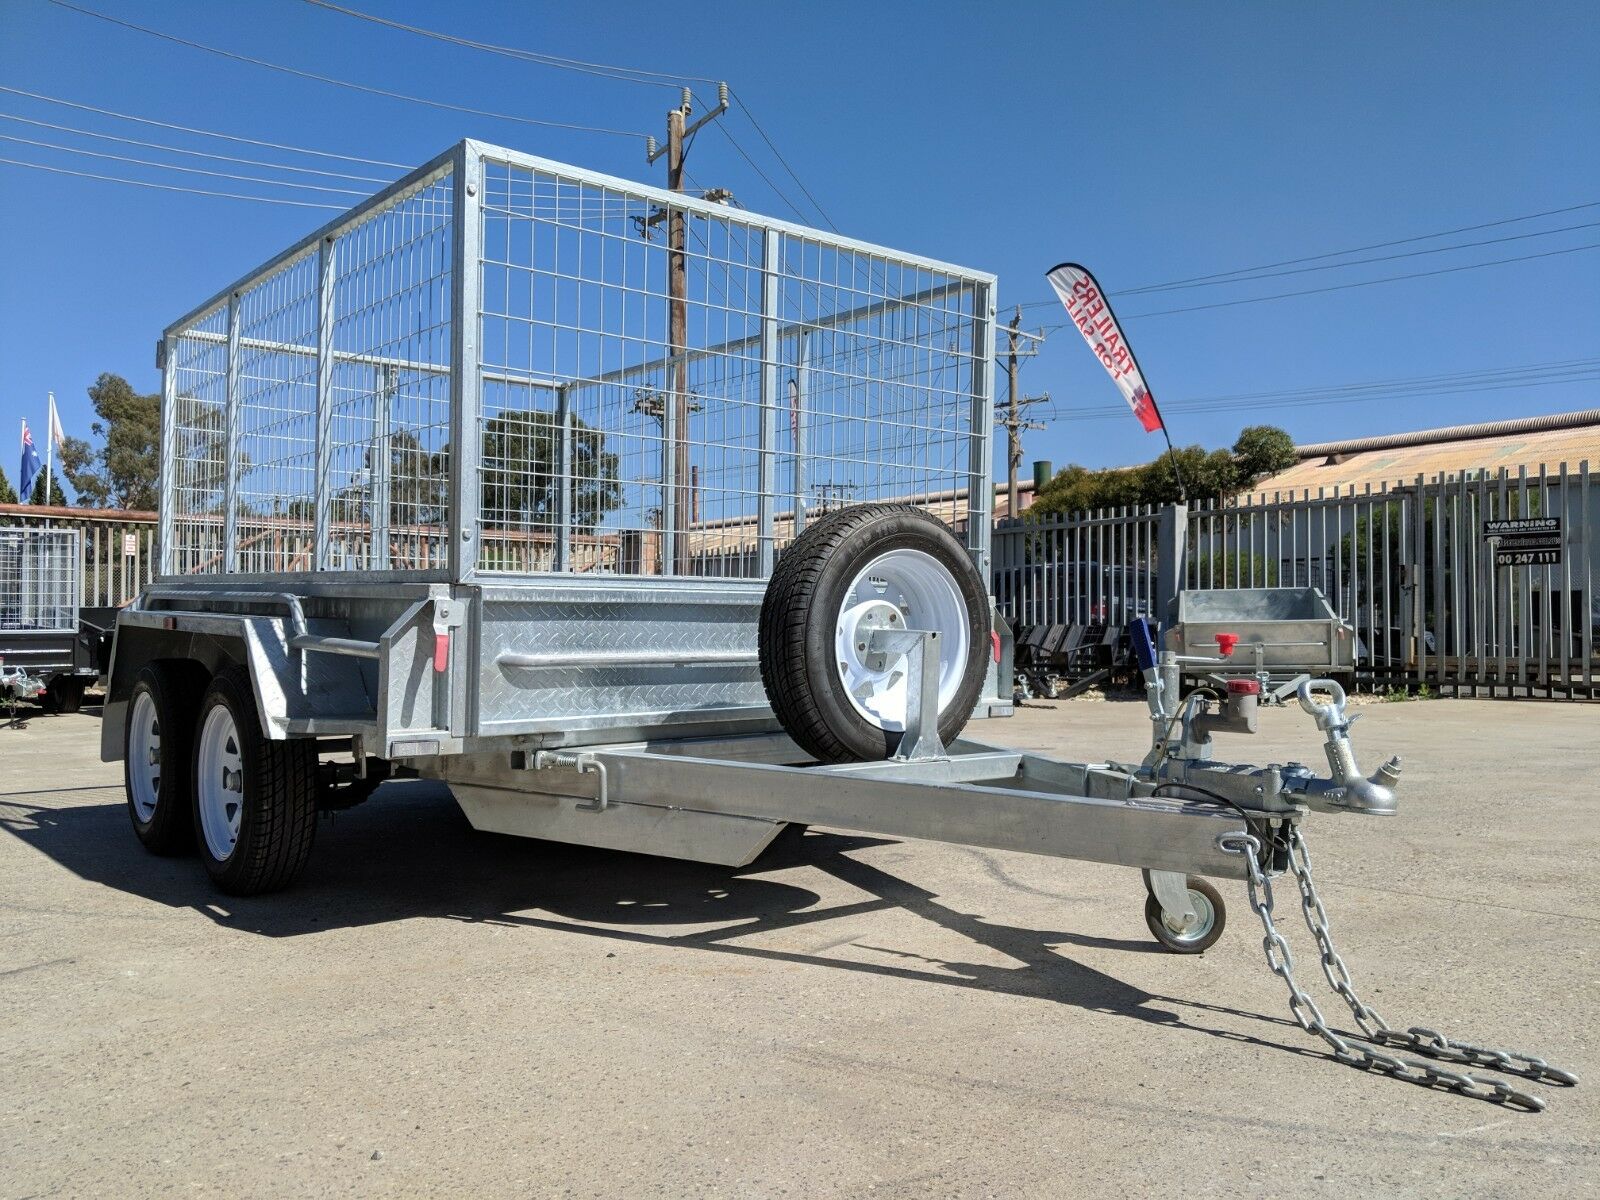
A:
2 779 1317 1062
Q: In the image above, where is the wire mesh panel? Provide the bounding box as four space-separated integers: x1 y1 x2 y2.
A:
325 170 455 570
0 529 79 632
160 142 992 583
233 253 319 572
167 304 230 574
474 149 991 579
164 160 455 575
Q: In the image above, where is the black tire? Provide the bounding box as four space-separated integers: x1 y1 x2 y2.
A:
46 677 86 714
191 668 318 895
1143 876 1227 954
759 503 990 763
124 663 202 856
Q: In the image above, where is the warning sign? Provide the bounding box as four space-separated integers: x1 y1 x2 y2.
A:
1485 517 1561 567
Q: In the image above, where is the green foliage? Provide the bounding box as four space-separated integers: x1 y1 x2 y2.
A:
480 409 620 535
68 374 161 510
29 471 68 506
1382 683 1437 702
1190 550 1278 588
331 410 622 537
0 467 16 505
1028 426 1297 518
1233 425 1298 484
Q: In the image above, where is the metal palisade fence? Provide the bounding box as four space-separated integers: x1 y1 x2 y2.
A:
994 462 1598 699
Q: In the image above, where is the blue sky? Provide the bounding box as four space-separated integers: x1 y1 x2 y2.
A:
2 0 1597 500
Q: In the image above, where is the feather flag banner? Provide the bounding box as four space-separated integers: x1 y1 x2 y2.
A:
1045 262 1163 434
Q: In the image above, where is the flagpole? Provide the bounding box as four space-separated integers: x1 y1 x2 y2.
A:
1157 421 1188 505
45 393 54 522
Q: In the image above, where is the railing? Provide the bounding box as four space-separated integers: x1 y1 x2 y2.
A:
994 463 1599 699
0 506 155 609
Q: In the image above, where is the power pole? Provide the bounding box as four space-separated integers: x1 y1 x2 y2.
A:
999 307 1048 517
646 84 728 572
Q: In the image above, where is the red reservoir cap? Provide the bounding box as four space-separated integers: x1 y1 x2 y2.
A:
1215 632 1240 657
1227 678 1262 695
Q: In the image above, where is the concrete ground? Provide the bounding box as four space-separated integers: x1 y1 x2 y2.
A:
1 696 1595 1198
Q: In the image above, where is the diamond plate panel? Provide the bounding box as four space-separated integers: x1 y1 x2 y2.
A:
477 582 769 735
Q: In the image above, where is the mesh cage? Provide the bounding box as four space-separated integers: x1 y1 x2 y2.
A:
159 143 993 582
474 153 990 578
166 163 455 575
0 528 80 632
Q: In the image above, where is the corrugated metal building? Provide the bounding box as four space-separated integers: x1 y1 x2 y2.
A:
1251 409 1600 497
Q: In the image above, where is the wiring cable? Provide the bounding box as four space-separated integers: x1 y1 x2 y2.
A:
46 0 650 141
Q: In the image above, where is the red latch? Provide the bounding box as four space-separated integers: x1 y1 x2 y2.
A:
1226 678 1262 695
432 630 450 674
990 630 1001 663
1215 633 1239 657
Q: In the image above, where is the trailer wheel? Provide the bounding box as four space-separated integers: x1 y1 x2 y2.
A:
125 663 201 855
1143 876 1226 954
191 669 318 895
760 503 989 763
44 677 86 714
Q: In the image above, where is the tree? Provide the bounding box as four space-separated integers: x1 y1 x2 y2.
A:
330 410 622 537
1233 425 1298 488
66 373 161 510
0 468 16 505
29 471 68 506
1028 425 1297 518
479 409 621 534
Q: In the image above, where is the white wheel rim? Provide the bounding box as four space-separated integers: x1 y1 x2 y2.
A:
1162 890 1216 945
197 701 245 861
834 548 970 732
128 690 162 823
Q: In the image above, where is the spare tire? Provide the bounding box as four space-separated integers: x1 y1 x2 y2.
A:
759 504 990 763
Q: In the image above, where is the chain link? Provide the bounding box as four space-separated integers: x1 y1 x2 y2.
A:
1284 827 1579 1088
1219 831 1571 1113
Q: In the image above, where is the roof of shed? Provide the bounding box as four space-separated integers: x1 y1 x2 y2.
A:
1248 409 1600 497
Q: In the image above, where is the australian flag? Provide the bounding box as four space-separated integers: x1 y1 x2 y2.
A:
18 421 42 501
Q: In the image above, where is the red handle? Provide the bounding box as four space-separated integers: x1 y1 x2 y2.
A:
433 630 450 674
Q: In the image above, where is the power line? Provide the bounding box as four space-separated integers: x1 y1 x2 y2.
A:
0 84 410 168
1109 218 1600 296
1015 199 1600 310
1167 357 1600 404
1121 242 1600 319
46 0 650 141
1050 359 1600 421
0 131 370 195
1118 199 1600 295
296 0 717 88
0 110 395 183
0 155 343 209
706 120 811 224
289 0 836 231
727 89 837 232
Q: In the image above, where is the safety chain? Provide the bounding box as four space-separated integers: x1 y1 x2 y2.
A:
1219 830 1577 1113
1284 827 1579 1089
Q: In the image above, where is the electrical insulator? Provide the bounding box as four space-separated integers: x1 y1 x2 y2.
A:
718 82 729 108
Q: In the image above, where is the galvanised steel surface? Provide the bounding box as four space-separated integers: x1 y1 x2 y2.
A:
0 528 79 633
146 139 996 743
160 140 996 587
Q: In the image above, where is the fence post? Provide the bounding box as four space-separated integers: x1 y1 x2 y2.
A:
1155 503 1188 626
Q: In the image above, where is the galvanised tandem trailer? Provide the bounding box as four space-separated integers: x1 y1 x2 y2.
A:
102 139 1572 1111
